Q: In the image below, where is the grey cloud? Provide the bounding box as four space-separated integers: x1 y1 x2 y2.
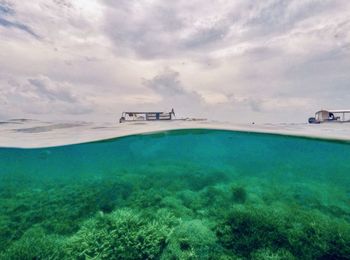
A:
28 77 76 103
0 2 14 15
104 1 238 59
143 69 186 96
247 99 264 112
0 2 39 38
143 68 202 100
226 94 264 112
104 0 349 61
142 68 204 116
182 21 230 49
90 66 209 119
245 0 292 31
0 75 93 116
52 0 73 9
242 0 335 38
104 1 185 59
283 48 350 98
0 17 39 38
100 1 235 59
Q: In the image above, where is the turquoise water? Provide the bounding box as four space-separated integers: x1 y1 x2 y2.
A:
0 129 349 259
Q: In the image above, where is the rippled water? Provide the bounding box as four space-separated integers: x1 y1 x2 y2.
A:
0 129 349 259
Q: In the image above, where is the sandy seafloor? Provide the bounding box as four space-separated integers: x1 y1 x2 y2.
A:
1 119 350 259
0 118 350 148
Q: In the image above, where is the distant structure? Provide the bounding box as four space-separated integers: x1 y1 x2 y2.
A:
119 108 176 123
308 109 350 124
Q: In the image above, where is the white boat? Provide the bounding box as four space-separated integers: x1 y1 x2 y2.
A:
308 109 350 124
119 109 176 123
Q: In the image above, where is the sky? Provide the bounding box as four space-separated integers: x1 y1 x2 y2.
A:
0 0 349 123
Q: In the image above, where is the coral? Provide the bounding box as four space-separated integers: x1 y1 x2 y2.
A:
216 206 289 257
250 248 295 260
187 171 229 191
0 215 13 251
161 219 217 260
176 189 204 212
231 186 247 204
0 226 65 260
160 196 193 218
65 208 177 259
199 185 232 219
0 177 134 251
127 188 166 210
216 205 350 259
286 209 350 259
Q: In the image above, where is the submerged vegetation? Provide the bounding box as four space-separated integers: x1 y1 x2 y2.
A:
0 129 350 259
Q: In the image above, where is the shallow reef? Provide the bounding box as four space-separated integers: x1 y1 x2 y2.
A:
0 129 350 259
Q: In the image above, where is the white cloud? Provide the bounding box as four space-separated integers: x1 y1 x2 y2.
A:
0 74 93 117
0 0 349 122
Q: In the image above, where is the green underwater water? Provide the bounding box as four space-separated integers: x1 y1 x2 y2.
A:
0 129 350 259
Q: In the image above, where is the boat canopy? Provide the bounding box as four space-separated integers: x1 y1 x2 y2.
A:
311 109 350 123
119 109 175 123
328 110 350 113
315 110 330 121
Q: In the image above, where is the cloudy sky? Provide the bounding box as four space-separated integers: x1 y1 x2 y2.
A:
0 0 349 123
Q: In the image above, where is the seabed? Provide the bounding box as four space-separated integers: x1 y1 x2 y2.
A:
0 123 349 259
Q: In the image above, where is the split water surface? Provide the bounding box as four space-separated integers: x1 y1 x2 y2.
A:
0 129 349 259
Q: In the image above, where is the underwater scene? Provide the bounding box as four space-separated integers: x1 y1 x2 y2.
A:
0 129 350 259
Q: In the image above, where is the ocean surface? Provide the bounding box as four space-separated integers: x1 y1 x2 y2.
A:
0 129 349 259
